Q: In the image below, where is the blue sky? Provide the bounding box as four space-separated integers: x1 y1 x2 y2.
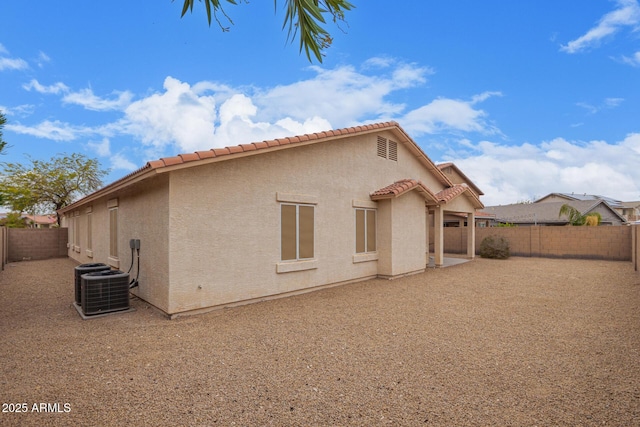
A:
1 1 639 206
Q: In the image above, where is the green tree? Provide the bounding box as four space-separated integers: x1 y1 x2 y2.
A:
179 0 355 62
0 111 9 155
0 153 108 225
0 212 28 228
558 203 602 226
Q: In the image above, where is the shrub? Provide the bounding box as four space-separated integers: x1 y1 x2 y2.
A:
479 235 510 259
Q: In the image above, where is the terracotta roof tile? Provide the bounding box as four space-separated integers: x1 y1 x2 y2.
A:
195 150 215 159
227 145 243 154
435 185 467 203
147 160 165 169
162 156 183 166
253 141 269 150
179 153 200 162
213 148 230 156
371 179 438 202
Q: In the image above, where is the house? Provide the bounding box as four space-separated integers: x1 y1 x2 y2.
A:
0 213 58 228
617 201 640 223
59 122 484 317
482 199 627 226
535 192 623 209
24 214 58 228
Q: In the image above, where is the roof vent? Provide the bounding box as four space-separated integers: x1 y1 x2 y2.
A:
377 136 387 158
377 136 398 161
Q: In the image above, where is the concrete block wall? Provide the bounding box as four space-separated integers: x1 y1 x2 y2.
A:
443 225 632 261
7 228 68 262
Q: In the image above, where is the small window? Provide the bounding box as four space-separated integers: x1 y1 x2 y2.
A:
86 212 92 251
109 207 118 258
355 208 376 253
281 204 315 261
74 213 80 251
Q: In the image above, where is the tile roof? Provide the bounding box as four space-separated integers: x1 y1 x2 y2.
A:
435 185 466 203
483 200 626 224
147 121 399 169
535 193 622 208
59 121 456 214
371 181 484 209
370 179 438 202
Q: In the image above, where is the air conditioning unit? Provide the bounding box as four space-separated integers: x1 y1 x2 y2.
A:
74 263 111 306
81 270 130 316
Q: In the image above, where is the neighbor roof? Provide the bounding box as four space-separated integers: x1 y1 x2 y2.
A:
535 193 622 208
60 122 457 214
484 200 626 224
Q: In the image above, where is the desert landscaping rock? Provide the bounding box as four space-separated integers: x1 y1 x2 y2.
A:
1 257 639 426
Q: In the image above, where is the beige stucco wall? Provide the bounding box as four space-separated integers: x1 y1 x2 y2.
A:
379 190 427 278
166 131 444 314
63 174 171 312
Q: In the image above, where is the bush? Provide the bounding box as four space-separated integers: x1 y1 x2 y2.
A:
479 235 510 259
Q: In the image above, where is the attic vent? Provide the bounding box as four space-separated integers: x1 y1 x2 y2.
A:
388 140 398 161
377 136 387 158
377 136 398 162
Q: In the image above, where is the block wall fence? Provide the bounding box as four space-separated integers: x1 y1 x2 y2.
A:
444 225 635 262
0 226 638 272
5 228 68 263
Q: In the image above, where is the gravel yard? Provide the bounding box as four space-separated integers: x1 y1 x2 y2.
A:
1 256 639 426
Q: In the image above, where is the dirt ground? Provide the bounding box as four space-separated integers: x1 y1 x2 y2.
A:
1 256 639 426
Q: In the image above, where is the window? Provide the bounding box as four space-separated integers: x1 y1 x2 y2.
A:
87 213 93 250
109 207 118 258
74 212 80 252
281 204 314 261
355 208 376 253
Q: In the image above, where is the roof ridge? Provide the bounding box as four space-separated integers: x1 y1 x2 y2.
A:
148 121 401 169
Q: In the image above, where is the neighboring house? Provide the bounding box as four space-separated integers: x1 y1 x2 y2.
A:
535 192 623 209
618 201 640 223
0 213 57 228
59 122 484 317
482 200 627 226
24 214 58 228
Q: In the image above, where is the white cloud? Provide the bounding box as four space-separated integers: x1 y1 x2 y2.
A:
123 76 218 153
8 59 503 160
110 153 138 172
6 120 93 141
620 50 640 66
0 57 28 71
561 0 640 53
87 137 111 157
23 79 69 94
36 51 50 68
576 97 624 114
63 88 133 111
445 133 640 205
0 44 28 70
401 93 502 136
